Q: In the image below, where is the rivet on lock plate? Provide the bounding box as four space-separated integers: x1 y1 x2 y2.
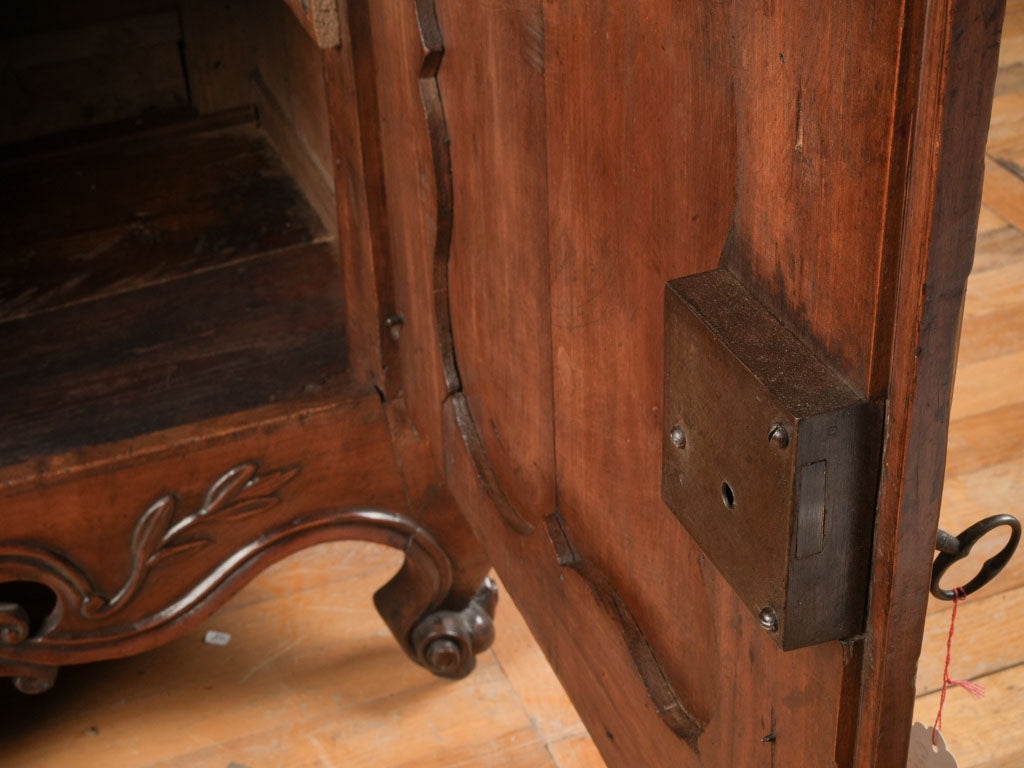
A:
661 268 884 650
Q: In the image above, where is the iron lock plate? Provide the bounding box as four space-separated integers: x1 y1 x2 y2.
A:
662 268 883 650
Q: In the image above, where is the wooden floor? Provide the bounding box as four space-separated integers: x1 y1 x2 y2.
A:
6 7 1024 768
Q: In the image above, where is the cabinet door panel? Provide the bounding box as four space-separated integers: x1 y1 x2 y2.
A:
334 0 1005 764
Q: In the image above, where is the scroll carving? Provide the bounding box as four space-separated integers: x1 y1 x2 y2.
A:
409 577 498 680
1 462 495 692
545 514 706 751
412 0 534 536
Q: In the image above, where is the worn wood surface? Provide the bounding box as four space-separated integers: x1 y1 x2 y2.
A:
1 48 496 695
0 3 188 143
910 11 1024 763
334 0 1006 765
280 0 340 48
5 3 1022 760
0 117 350 467
0 239 352 468
0 118 326 322
179 0 337 236
853 0 1006 762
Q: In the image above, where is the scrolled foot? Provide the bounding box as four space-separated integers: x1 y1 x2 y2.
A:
410 578 498 679
2 662 58 694
15 667 58 694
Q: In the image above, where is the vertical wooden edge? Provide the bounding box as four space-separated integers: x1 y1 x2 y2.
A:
322 6 399 395
852 0 1006 764
280 0 341 48
252 71 338 236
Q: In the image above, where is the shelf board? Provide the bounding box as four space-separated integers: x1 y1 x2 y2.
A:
0 113 351 470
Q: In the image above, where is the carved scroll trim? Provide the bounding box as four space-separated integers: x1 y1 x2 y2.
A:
545 514 706 751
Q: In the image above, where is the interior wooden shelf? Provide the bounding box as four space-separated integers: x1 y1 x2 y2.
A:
0 110 351 469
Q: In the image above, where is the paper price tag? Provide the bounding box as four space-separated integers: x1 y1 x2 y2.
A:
907 723 959 768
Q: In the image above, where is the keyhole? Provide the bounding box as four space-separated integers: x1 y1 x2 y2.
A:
721 481 736 509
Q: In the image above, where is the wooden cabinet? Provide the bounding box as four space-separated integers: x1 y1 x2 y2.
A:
0 0 494 697
0 1 1007 766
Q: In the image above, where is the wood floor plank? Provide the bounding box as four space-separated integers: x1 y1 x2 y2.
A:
918 588 1024 695
210 541 404 620
945 403 1024 476
976 205 1010 233
0 565 523 768
490 588 590 746
386 729 557 768
980 156 1024 230
972 225 1024 272
958 302 1024 365
994 62 1024 96
933 456 1024 606
546 735 608 768
950 350 1024 421
984 91 1024 159
962 258 1024 318
913 663 1024 768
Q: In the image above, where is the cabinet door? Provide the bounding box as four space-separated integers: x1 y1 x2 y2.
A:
333 0 1005 764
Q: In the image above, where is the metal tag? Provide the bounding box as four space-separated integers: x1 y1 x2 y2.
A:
662 269 883 649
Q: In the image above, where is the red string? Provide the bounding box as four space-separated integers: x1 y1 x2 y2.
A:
932 587 986 746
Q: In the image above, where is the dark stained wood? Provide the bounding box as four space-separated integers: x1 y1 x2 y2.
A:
0 6 189 143
0 0 177 39
0 389 496 691
0 119 326 322
360 0 449 454
280 0 340 48
326 2 494 612
0 27 499 696
0 239 350 468
246 0 336 216
177 0 337 235
853 0 1008 762
0 0 1004 761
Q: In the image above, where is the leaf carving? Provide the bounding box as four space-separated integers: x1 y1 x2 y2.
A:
85 462 300 619
132 496 176 563
146 537 213 568
214 497 280 521
201 463 257 516
244 467 300 498
201 466 300 522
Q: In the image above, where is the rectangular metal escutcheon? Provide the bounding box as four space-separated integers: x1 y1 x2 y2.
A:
662 268 883 650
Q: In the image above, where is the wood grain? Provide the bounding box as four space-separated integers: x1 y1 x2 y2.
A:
914 664 1024 768
854 0 1005 760
0 240 349 467
334 0 1007 764
0 121 327 322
